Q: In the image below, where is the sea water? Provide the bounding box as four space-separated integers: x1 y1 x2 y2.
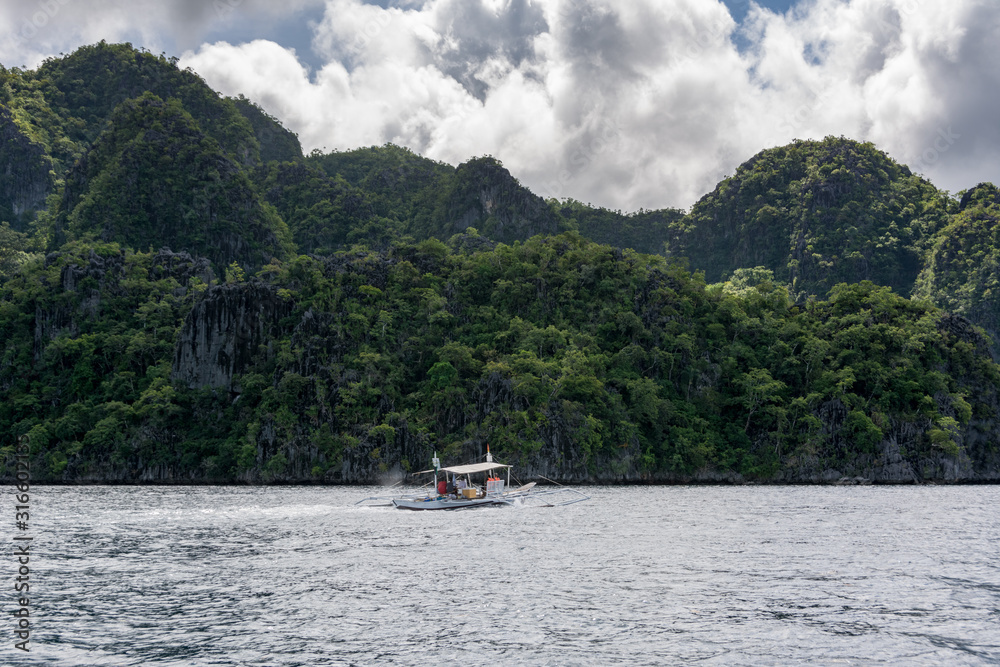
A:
11 485 1000 665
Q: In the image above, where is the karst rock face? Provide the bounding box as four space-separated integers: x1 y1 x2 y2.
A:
445 156 559 243
172 282 293 392
0 106 53 227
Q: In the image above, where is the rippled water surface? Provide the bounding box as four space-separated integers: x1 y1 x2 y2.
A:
13 485 1000 665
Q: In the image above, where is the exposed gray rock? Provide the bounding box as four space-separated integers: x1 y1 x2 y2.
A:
445 157 558 243
0 106 52 226
171 281 293 390
148 248 214 287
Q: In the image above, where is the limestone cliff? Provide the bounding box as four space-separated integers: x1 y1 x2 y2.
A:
444 157 559 243
32 247 212 361
171 281 293 391
0 105 52 228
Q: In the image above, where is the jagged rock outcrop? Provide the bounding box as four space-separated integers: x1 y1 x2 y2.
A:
912 190 1000 358
32 249 127 360
147 248 214 286
0 105 52 227
767 413 1000 485
445 157 558 243
32 247 214 361
171 281 293 390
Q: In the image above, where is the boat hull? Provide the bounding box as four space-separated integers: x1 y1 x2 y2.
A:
391 496 509 510
355 481 588 510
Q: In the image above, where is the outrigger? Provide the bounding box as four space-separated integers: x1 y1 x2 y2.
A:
356 448 589 510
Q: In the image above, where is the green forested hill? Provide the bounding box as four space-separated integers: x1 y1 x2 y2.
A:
552 199 685 256
664 137 955 296
254 160 385 255
1 43 999 484
55 93 293 269
29 41 261 166
3 235 998 484
311 143 453 212
308 146 561 244
0 41 289 234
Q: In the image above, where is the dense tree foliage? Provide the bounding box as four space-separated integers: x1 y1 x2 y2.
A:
913 183 1000 345
232 95 302 164
666 137 955 296
54 93 293 270
254 160 394 255
1 234 998 483
1 43 999 484
0 222 37 280
552 199 685 255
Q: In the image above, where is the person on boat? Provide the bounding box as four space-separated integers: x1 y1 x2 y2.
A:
446 475 456 496
455 477 467 492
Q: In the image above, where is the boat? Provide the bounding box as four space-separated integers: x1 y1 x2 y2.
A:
355 449 589 510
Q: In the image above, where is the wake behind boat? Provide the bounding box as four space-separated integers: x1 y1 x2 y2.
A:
356 450 589 510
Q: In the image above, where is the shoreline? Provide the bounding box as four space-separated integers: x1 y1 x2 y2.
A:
6 477 999 487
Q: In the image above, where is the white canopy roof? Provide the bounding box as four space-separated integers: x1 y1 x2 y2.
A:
415 461 511 475
442 462 511 475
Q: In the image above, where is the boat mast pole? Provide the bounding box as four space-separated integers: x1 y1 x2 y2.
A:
432 451 440 495
485 444 493 496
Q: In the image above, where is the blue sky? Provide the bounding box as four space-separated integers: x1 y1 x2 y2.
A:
2 0 998 211
724 0 798 22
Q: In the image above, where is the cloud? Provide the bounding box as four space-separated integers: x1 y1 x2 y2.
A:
184 0 760 209
4 0 999 209
0 0 324 68
745 0 1000 195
